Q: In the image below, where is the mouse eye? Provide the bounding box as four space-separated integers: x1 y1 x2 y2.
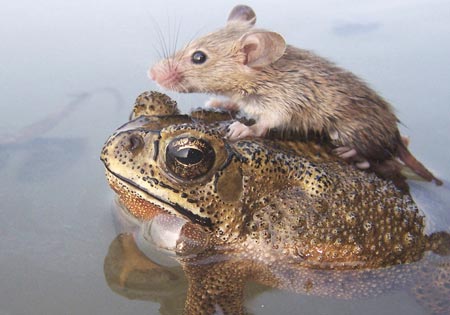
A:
191 51 207 64
166 137 215 180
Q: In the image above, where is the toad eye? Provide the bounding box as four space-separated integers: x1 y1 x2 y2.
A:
166 137 215 180
171 147 203 165
191 51 207 64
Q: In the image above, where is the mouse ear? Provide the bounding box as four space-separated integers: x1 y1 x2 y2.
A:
227 5 256 25
238 31 286 68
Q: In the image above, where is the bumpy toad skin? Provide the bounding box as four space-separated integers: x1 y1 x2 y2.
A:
101 92 449 315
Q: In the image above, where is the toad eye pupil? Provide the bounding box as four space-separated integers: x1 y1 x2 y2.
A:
174 148 203 165
191 51 207 64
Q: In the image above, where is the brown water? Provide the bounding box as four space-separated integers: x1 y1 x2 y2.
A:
1 0 449 314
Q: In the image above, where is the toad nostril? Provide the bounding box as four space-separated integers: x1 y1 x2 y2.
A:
127 134 144 154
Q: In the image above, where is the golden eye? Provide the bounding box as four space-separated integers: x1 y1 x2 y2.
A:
166 137 215 180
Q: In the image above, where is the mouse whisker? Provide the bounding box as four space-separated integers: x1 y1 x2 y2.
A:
151 46 164 63
166 14 176 70
168 17 183 71
172 19 182 59
143 13 164 64
150 18 169 63
156 18 171 61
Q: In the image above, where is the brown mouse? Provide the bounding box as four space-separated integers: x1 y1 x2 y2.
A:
149 5 442 185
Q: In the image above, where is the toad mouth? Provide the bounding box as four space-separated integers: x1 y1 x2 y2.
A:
104 165 213 228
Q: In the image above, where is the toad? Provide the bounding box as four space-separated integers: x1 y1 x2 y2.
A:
101 91 449 315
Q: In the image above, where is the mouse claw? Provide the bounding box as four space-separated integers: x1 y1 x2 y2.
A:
401 135 410 147
329 129 339 141
226 121 254 140
333 147 357 159
355 160 370 169
333 146 371 169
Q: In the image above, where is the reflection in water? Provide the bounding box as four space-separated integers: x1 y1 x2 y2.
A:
104 208 450 315
1 137 87 182
0 88 124 180
0 88 123 146
104 233 188 315
0 93 90 146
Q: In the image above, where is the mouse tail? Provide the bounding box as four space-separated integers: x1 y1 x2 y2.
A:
397 143 443 185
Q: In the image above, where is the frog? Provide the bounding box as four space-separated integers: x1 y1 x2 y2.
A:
101 91 450 315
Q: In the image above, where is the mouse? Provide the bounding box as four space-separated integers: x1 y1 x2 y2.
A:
149 4 442 185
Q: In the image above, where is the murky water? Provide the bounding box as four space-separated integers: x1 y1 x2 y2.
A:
1 0 449 314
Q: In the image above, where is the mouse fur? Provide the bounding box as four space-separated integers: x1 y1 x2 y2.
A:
150 5 442 185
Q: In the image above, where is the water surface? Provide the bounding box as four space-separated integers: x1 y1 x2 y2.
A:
1 0 449 314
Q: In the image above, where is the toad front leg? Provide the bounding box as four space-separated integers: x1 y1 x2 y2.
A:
183 260 249 315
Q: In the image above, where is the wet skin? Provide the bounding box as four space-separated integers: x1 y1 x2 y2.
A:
101 91 450 315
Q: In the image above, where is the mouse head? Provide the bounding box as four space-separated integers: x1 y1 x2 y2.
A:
149 5 286 94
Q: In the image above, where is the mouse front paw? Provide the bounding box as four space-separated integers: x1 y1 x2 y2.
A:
227 122 256 140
